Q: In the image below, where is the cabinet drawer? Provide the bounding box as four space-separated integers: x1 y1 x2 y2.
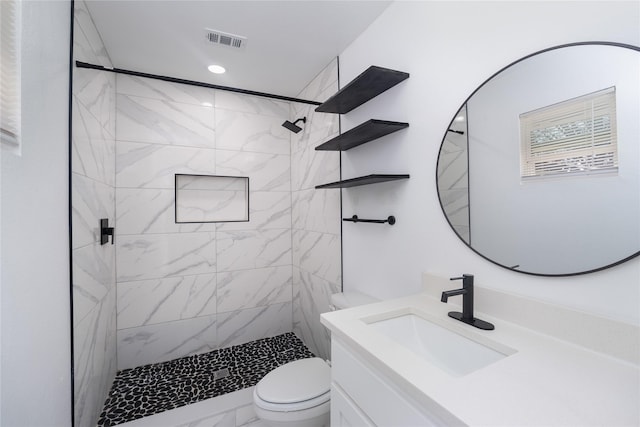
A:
331 383 376 427
332 338 445 427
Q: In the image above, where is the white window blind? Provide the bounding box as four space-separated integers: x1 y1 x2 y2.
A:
520 87 618 179
1 0 21 150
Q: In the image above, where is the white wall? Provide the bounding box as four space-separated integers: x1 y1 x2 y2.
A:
1 1 72 426
339 1 640 324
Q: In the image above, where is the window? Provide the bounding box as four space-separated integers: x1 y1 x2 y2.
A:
1 0 21 152
520 87 617 180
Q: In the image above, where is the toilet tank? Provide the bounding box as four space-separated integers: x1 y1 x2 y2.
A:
330 291 378 311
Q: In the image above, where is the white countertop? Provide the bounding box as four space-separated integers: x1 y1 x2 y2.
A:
321 286 640 426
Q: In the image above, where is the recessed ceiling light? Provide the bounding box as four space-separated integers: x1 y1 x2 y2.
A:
202 102 213 108
208 64 226 74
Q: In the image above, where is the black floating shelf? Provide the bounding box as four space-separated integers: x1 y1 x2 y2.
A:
315 66 409 114
315 174 410 189
315 119 409 151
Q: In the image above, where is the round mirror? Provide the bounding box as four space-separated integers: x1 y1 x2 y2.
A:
436 42 640 276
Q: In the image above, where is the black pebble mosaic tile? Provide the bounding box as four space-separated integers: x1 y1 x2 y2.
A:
96 332 315 426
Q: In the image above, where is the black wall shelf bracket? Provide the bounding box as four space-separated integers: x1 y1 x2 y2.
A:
100 218 114 245
343 215 396 225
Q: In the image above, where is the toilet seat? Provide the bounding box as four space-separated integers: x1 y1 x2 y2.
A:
254 357 331 412
254 389 330 412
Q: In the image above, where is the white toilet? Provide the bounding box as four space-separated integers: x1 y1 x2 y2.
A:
252 291 378 427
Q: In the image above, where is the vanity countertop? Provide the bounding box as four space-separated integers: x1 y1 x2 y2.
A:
321 283 640 426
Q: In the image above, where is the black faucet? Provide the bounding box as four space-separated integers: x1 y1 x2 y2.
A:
441 274 494 330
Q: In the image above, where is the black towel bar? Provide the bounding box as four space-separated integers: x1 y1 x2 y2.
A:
343 215 396 225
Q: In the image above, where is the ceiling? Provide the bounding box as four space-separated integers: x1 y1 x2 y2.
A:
85 1 392 99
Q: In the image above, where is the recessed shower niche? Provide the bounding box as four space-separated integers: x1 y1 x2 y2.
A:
175 174 249 223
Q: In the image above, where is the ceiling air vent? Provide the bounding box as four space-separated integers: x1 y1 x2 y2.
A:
205 29 247 50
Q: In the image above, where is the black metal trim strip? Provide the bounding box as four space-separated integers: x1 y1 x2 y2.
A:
68 1 76 425
75 61 322 106
337 55 344 293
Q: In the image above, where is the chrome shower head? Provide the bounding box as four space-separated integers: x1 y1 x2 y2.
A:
282 117 306 133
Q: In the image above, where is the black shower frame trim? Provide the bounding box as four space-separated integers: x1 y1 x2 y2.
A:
75 61 323 106
68 1 76 426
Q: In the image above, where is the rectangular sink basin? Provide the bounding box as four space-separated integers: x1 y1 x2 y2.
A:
366 312 513 377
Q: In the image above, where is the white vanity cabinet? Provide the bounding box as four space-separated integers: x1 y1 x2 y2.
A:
322 277 640 427
331 338 454 427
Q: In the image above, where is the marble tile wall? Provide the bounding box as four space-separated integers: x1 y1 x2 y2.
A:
73 9 342 422
71 2 117 426
291 59 342 360
115 74 294 370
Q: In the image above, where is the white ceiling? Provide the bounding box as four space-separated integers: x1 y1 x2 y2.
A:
85 1 392 99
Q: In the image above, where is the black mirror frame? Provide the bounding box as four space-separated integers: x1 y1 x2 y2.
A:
435 41 640 277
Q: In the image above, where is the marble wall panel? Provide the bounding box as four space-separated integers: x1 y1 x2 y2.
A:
116 94 215 147
216 150 290 192
113 67 296 371
116 232 216 282
72 174 114 249
216 191 291 232
117 74 215 106
292 268 339 360
291 62 340 155
296 59 339 103
117 274 217 329
72 97 115 186
117 315 217 370
291 148 340 191
216 229 291 272
73 243 115 328
116 188 214 235
74 288 117 427
290 59 341 361
292 230 341 285
217 266 292 313
116 142 216 189
73 0 112 67
177 411 235 427
215 90 289 118
215 109 289 155
73 16 101 66
292 189 340 235
73 68 116 136
290 110 339 156
72 2 117 425
216 302 292 349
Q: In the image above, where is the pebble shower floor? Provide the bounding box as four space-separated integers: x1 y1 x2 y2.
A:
97 332 315 426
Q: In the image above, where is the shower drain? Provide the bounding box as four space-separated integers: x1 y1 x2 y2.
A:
213 368 230 380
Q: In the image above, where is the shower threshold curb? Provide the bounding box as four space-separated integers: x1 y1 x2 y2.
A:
117 387 254 427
